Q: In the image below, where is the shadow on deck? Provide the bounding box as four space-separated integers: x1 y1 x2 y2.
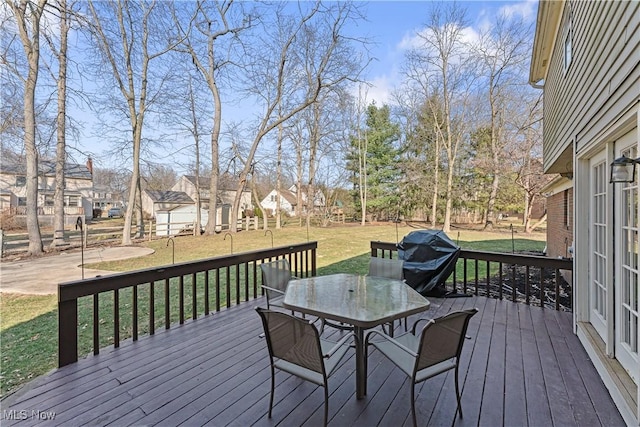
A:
1 296 624 426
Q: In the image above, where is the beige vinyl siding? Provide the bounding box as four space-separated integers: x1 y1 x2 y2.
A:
542 1 640 173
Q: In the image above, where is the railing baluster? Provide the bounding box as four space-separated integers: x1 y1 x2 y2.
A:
215 268 221 312
164 278 170 330
512 265 517 303
226 266 231 308
204 270 210 315
525 266 530 305
179 276 185 324
474 260 479 296
133 285 138 341
539 268 544 308
192 273 197 320
93 294 99 354
244 262 249 302
499 262 503 300
463 258 468 294
486 261 491 298
235 264 240 305
114 289 120 348
150 282 155 335
555 269 561 311
252 262 258 299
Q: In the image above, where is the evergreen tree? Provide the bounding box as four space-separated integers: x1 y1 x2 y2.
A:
347 103 401 221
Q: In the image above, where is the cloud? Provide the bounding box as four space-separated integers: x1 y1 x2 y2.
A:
499 0 537 21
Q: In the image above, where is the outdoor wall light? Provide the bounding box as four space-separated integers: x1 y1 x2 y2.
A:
610 155 640 183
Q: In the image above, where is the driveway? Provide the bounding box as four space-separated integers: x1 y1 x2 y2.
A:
0 246 155 295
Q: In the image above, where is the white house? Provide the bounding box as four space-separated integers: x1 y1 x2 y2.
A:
142 190 194 218
0 158 93 222
260 184 326 217
530 1 639 424
171 175 253 215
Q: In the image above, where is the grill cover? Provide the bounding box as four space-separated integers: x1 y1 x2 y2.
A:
398 230 460 296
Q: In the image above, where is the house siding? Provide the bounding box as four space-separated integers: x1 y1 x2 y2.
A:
542 0 640 173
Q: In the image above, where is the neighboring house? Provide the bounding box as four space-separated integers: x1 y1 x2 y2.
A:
92 185 125 217
0 158 93 222
155 205 209 237
171 175 253 215
260 188 298 216
142 175 252 233
142 190 194 218
260 184 326 217
530 1 639 425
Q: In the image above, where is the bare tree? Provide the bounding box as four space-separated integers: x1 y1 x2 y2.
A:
228 1 367 232
86 0 180 245
42 0 73 248
474 14 530 230
173 0 254 235
404 2 476 232
6 0 48 255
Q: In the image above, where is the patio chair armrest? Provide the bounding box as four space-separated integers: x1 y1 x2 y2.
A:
323 332 355 358
410 317 434 335
261 285 285 296
365 330 418 357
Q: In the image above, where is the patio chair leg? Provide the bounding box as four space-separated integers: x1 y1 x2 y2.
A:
323 386 329 427
454 365 463 418
268 366 275 418
411 383 417 427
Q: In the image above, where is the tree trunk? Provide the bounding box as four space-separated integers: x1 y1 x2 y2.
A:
50 0 69 249
12 0 47 256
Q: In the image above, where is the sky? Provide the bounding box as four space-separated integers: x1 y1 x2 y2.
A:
67 0 539 172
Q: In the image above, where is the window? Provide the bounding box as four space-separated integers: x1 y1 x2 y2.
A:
18 197 26 206
44 195 54 206
15 176 26 186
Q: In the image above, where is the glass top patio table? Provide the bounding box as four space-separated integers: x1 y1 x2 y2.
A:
283 273 431 399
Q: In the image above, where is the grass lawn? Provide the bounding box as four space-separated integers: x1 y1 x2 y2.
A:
0 222 545 397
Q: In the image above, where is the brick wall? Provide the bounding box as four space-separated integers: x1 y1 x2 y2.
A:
546 188 573 259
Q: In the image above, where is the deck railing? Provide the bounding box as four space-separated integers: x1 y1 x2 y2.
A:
371 241 573 311
58 242 317 367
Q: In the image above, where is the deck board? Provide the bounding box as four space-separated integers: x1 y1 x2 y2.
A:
1 295 625 427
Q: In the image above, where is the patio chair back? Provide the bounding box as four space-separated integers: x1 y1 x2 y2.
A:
260 258 293 306
256 307 353 426
368 257 404 280
416 308 477 372
369 257 405 335
416 308 478 372
257 307 324 375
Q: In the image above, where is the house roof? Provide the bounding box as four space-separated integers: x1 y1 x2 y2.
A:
183 175 245 192
0 160 92 180
145 190 193 204
529 0 565 85
281 190 297 206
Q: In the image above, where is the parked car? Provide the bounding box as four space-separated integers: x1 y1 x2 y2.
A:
108 207 123 218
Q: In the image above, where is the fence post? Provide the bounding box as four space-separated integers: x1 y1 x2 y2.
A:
0 229 4 257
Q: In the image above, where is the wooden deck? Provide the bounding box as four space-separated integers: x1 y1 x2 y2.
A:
1 295 625 426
